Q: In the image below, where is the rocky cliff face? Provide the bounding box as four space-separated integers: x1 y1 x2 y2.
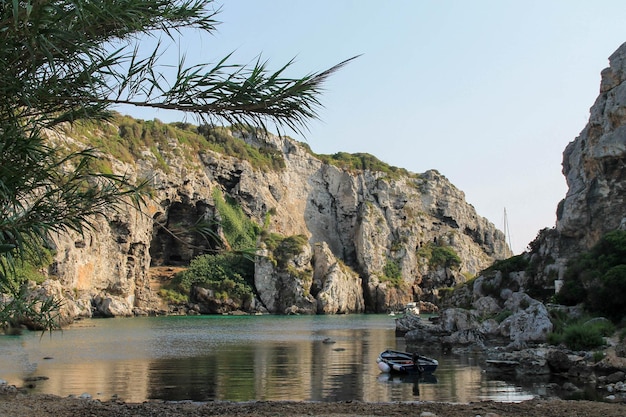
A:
43 121 510 319
532 42 626 283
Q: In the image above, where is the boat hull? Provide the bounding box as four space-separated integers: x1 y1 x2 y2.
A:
376 349 438 374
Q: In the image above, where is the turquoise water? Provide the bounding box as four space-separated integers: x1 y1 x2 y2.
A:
0 315 537 403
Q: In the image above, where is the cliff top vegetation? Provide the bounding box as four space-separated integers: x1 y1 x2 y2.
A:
67 114 417 179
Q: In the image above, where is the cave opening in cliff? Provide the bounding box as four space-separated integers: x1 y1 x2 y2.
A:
149 201 218 266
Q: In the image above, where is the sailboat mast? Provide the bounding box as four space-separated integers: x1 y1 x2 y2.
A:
503 208 513 251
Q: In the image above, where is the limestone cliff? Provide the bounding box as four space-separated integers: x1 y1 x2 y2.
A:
42 120 510 318
531 42 626 284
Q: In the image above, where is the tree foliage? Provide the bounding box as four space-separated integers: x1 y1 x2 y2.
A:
0 0 350 330
556 230 626 322
171 252 254 303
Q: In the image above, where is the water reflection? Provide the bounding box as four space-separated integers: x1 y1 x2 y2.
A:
0 315 540 403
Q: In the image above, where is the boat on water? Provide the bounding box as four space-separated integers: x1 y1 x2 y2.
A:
376 349 438 374
404 302 420 315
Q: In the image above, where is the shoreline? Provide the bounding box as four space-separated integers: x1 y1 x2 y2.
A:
1 392 626 417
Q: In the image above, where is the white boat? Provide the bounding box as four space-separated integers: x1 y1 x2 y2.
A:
376 349 438 374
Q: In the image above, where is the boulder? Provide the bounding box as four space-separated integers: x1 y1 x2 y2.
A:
405 322 449 347
547 350 574 373
487 348 551 376
395 313 424 335
472 296 501 316
439 308 480 332
616 341 626 358
499 298 553 345
18 279 87 329
94 294 133 317
442 329 485 349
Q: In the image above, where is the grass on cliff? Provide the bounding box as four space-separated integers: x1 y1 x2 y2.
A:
68 114 423 180
212 188 260 252
262 233 308 269
298 142 415 179
417 242 461 271
381 258 403 287
64 114 285 173
12 245 55 284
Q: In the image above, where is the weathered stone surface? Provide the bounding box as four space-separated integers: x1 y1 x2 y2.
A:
93 294 134 317
439 308 480 333
311 242 365 314
530 42 626 285
488 348 551 376
254 244 317 315
33 121 511 321
616 341 626 358
404 319 449 346
16 280 86 329
441 329 485 349
395 313 424 335
472 296 501 316
547 350 575 373
499 293 553 345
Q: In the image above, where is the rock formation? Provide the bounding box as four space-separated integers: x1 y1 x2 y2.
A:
400 42 626 354
29 118 510 321
531 42 626 284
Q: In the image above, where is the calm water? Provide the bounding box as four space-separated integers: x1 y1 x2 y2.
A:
0 315 540 403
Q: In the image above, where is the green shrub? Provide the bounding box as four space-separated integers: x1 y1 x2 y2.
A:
548 317 613 350
417 242 461 270
382 258 402 287
170 252 254 303
561 323 605 351
549 308 570 335
14 245 55 284
198 124 285 171
158 288 189 304
431 245 461 269
485 254 529 275
494 309 512 323
557 230 626 322
547 331 563 346
308 150 414 179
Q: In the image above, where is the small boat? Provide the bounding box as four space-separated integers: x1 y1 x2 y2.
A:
377 349 438 374
404 302 420 316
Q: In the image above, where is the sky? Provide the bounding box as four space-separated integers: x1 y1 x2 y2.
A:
117 1 626 254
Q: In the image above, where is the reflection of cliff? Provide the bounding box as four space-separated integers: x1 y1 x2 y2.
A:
0 316 537 402
253 344 312 400
32 361 151 402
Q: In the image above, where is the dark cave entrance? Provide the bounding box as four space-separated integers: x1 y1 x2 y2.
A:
149 200 218 266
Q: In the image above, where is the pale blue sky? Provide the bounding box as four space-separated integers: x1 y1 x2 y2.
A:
118 1 626 254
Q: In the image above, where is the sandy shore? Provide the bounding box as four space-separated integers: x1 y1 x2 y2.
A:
1 393 626 417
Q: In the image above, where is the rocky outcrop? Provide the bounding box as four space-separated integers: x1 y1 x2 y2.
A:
311 242 365 314
531 42 626 284
404 266 553 351
254 244 317 315
559 43 626 247
35 119 510 320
